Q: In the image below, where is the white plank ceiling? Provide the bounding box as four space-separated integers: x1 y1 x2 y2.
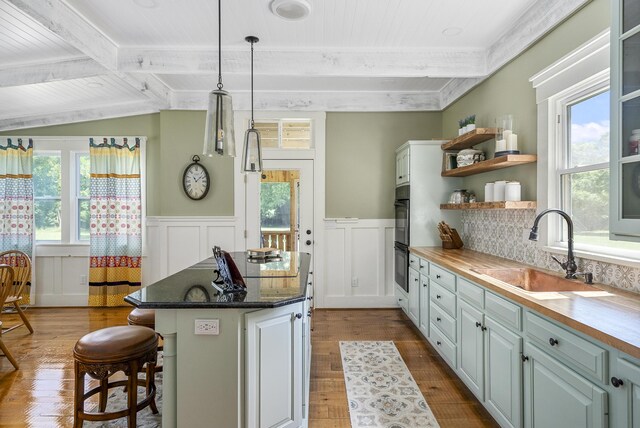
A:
0 0 592 130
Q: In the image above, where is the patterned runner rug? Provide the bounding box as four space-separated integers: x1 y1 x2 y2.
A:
340 341 440 428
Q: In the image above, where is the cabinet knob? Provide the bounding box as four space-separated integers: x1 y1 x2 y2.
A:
481 326 487 331
436 341 442 346
436 317 441 322
295 313 303 319
410 260 414 264
399 175 403 179
436 294 441 299
548 338 559 347
475 321 482 328
414 277 418 282
398 298 403 302
436 274 441 279
306 230 312 235
307 310 312 317
305 240 312 245
423 283 427 287
521 354 529 362
611 377 624 388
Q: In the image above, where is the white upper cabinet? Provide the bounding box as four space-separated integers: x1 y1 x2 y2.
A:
611 0 640 240
396 146 410 186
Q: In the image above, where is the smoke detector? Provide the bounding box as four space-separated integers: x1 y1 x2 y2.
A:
270 0 311 21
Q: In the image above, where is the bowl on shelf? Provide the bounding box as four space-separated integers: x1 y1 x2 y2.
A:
456 148 485 167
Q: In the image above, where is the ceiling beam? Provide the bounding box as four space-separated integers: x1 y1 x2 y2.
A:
0 57 107 87
118 48 487 78
7 0 171 107
171 91 441 112
0 100 160 131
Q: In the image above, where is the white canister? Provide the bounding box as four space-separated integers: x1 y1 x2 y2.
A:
493 180 507 201
484 183 494 202
505 181 521 201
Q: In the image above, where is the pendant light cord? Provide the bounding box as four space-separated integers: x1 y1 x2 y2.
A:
250 39 255 128
217 0 223 90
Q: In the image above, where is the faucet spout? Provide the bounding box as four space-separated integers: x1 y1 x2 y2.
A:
529 209 578 279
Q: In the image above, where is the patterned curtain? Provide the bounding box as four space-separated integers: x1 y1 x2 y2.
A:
89 137 142 307
0 138 33 303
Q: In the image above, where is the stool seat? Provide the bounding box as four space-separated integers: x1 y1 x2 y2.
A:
74 325 157 363
127 308 156 329
73 325 159 427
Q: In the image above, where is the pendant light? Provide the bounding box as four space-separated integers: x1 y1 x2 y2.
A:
242 35 263 173
203 0 235 157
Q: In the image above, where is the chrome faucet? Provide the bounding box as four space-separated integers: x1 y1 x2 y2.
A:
528 209 579 279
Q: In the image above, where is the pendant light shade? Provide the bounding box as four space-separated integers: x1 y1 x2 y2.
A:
204 89 235 156
242 35 262 173
203 0 235 157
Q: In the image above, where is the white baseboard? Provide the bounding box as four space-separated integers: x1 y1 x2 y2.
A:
322 295 397 308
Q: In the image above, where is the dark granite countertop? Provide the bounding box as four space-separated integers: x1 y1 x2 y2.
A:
125 251 311 309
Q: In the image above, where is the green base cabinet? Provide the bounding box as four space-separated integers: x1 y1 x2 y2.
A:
408 267 420 326
418 273 430 338
458 299 485 400
523 343 608 428
484 316 523 428
610 357 640 428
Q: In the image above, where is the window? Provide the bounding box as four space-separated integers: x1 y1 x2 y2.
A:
254 119 312 149
532 31 640 260
34 140 90 243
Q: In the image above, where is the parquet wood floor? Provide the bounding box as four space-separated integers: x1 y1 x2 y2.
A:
0 307 498 427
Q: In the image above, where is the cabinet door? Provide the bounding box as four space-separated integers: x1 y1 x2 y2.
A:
485 316 523 428
611 358 640 428
610 0 640 239
523 343 607 428
408 267 420 326
458 300 484 400
418 274 429 338
246 304 303 428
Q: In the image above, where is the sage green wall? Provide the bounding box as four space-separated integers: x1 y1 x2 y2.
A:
326 112 442 219
158 110 234 216
442 0 610 202
0 114 162 215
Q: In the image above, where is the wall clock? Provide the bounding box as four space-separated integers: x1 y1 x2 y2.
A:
183 155 210 200
184 285 211 302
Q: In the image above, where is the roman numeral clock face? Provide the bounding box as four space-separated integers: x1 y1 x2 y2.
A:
182 158 210 200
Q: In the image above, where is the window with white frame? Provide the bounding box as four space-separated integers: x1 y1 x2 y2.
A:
532 31 640 260
254 119 312 149
34 140 90 243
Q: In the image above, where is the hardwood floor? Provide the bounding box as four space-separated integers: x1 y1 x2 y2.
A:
0 307 498 427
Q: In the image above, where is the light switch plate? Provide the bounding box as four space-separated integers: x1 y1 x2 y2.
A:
195 319 219 335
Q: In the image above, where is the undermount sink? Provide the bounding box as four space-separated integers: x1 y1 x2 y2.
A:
471 268 598 292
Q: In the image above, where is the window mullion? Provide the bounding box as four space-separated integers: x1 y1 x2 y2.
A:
61 149 72 243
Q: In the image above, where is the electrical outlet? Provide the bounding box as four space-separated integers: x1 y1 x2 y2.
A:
194 319 219 335
351 277 359 287
80 275 87 285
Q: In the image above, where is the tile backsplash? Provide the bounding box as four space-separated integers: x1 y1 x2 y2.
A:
460 209 640 294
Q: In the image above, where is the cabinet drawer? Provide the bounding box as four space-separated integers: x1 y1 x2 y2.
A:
526 312 608 383
458 277 484 309
430 302 456 343
418 258 429 276
486 292 521 331
395 286 408 314
430 322 457 368
409 254 420 271
429 264 456 292
430 282 456 318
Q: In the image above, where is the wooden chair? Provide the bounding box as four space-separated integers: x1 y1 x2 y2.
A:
0 264 18 369
0 250 33 334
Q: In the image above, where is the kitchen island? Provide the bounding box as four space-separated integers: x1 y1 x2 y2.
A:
125 251 312 428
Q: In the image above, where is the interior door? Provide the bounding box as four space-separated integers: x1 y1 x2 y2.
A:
245 158 315 293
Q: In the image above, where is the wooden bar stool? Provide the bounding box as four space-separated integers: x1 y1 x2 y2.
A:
73 325 159 428
127 308 163 372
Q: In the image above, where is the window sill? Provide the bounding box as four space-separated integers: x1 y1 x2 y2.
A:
35 243 89 257
543 245 640 269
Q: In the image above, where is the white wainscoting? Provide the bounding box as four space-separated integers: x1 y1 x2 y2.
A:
322 219 396 308
144 216 237 286
33 245 90 306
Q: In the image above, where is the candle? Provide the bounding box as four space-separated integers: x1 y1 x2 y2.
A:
502 129 513 143
496 139 507 152
507 133 518 151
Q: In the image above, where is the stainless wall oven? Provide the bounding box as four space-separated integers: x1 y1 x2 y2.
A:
394 185 410 292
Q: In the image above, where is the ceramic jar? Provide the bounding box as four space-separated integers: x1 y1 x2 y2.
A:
456 148 485 168
449 189 469 204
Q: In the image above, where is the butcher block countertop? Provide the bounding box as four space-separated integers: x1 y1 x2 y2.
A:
411 247 640 360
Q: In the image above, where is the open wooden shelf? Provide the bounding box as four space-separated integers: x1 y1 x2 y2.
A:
441 154 537 177
441 128 499 151
440 201 537 210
